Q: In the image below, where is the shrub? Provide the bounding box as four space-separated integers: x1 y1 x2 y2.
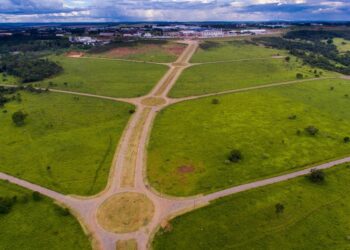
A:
0 197 15 214
12 111 27 126
305 126 319 136
296 73 303 79
32 191 43 201
344 137 350 143
129 109 136 114
275 203 285 215
211 98 220 105
308 169 325 183
285 56 291 62
228 150 243 163
55 206 70 216
288 114 297 120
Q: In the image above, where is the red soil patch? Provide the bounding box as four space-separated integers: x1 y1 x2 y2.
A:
66 51 85 58
164 44 186 56
177 165 195 174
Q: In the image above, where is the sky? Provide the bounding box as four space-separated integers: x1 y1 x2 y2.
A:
0 0 349 23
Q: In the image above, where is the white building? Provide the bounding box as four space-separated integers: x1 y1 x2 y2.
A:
200 29 224 38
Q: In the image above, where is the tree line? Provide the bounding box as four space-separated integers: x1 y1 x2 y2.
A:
253 30 350 75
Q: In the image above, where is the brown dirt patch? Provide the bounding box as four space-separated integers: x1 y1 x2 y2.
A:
116 239 137 250
178 165 195 174
66 51 85 58
164 44 186 56
97 192 154 233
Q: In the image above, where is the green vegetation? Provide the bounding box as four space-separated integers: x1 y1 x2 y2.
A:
0 54 62 83
148 79 350 196
0 180 91 250
333 38 350 53
0 91 133 195
170 57 330 97
153 164 350 250
255 30 350 75
191 40 286 63
89 40 185 63
35 56 167 98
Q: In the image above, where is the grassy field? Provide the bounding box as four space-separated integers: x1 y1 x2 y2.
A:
0 91 133 195
333 38 350 53
191 40 287 63
0 180 91 250
148 79 350 196
153 164 350 250
169 57 331 98
35 56 167 98
88 41 185 63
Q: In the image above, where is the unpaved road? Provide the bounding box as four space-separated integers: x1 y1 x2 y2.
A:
0 40 350 250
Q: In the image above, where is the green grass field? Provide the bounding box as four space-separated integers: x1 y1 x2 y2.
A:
169 57 331 98
191 40 287 63
0 91 133 195
0 180 91 250
35 56 168 98
88 41 185 63
153 164 350 250
148 79 350 196
333 38 350 53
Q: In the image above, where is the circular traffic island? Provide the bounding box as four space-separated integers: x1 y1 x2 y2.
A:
97 192 155 233
141 97 166 107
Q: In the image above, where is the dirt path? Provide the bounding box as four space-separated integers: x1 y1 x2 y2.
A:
1 41 350 250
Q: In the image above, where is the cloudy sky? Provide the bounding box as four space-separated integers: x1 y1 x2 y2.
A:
0 0 349 22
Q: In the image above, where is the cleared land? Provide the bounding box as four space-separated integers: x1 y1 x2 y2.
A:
0 180 91 250
88 41 186 63
0 73 17 85
153 164 350 250
191 40 287 63
35 56 168 98
169 57 331 98
148 79 350 196
333 38 350 53
0 91 133 195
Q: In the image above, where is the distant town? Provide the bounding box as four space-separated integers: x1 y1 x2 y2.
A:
0 22 292 46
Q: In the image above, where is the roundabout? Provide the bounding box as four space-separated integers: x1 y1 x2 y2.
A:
97 192 155 234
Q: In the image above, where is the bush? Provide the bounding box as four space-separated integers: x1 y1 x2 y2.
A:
275 203 285 215
344 137 350 143
55 206 70 216
12 111 27 126
211 98 220 105
308 169 325 183
32 191 43 201
296 73 304 79
228 150 243 163
305 126 319 136
0 197 15 214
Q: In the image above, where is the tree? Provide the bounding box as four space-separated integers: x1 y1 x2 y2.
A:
32 191 42 201
305 126 319 136
12 111 27 126
285 56 291 62
228 150 243 163
212 98 220 105
275 203 285 215
344 137 350 143
296 73 304 79
308 169 325 183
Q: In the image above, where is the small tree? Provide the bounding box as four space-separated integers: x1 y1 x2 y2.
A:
212 98 220 105
344 137 350 143
285 56 291 63
12 111 27 126
305 126 319 136
308 169 325 183
228 150 243 163
275 203 285 215
32 191 42 201
296 73 303 79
